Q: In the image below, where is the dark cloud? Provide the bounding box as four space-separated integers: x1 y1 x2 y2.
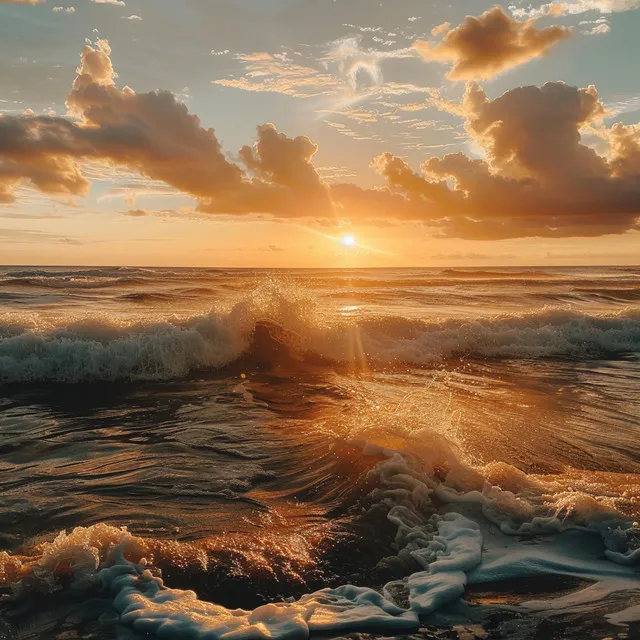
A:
0 115 91 202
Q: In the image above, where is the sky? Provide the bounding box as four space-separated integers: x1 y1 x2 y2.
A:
0 0 639 267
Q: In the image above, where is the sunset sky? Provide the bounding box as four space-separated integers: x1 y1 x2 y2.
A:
1 0 639 267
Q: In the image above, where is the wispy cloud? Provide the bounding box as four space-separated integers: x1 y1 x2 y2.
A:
213 52 341 98
213 38 430 110
510 0 640 19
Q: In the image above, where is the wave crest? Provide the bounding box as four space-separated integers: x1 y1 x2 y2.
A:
0 284 639 383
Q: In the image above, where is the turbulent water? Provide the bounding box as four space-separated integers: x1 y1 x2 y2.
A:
0 265 639 640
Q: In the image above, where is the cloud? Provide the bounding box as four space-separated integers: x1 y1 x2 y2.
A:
0 41 244 209
510 1 640 18
0 228 77 244
213 40 425 105
320 36 416 92
368 81 640 238
431 22 451 37
0 115 91 202
213 52 341 99
199 123 334 217
2 40 640 240
0 41 336 220
239 124 326 197
414 6 570 80
432 251 516 261
123 209 152 216
579 17 611 33
65 40 246 200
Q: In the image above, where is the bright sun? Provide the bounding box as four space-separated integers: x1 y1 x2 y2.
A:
342 234 356 247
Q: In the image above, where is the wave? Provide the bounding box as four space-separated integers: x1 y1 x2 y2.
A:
438 269 554 279
3 268 140 279
0 275 146 290
119 292 178 303
0 267 226 290
0 285 639 383
574 287 640 302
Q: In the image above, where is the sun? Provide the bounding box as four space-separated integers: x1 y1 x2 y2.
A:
342 233 356 247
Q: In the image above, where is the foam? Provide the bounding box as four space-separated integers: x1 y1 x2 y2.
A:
403 513 482 615
88 446 639 637
0 367 638 637
0 431 638 638
102 562 420 640
607 604 640 625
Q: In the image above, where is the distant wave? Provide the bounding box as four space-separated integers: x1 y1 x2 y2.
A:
438 269 554 279
0 276 145 290
119 292 178 303
574 287 640 302
1 284 639 383
0 267 227 291
3 268 138 279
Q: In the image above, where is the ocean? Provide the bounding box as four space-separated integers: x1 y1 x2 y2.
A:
0 265 638 639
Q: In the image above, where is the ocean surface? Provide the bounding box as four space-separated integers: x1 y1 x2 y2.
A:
0 265 638 639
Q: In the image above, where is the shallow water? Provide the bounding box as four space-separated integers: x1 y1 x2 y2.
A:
0 266 638 639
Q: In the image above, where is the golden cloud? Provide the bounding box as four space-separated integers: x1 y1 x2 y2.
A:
414 6 570 80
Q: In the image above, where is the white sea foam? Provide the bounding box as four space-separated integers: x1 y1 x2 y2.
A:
2 419 637 638
91 445 640 635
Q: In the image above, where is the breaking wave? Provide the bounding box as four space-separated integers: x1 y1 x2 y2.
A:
0 284 639 383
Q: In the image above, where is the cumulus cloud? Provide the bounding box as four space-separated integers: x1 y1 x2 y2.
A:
0 42 228 205
239 124 331 205
0 41 338 218
369 82 640 238
66 41 246 199
414 6 570 80
0 115 91 202
199 123 335 217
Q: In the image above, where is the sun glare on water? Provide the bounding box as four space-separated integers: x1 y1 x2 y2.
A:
342 234 356 247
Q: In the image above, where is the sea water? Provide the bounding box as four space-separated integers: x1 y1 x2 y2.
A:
0 266 638 639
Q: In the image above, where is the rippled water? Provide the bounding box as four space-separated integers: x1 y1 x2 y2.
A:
0 266 638 639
